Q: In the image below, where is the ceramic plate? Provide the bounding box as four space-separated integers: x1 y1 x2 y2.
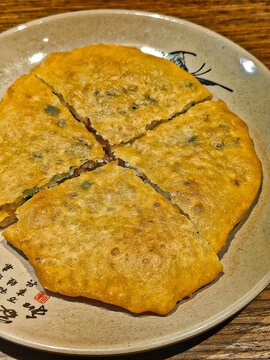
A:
0 9 269 356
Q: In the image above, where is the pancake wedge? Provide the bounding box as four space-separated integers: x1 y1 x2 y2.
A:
0 74 104 227
115 100 262 253
3 163 222 315
32 44 212 145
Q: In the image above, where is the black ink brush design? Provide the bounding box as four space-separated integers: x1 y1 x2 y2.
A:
162 50 233 92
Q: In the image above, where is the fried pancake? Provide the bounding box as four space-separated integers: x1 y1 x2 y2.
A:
0 74 104 227
32 44 212 145
115 100 262 253
3 163 222 315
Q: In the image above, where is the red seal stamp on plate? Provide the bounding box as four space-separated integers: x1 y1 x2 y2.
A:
34 291 50 304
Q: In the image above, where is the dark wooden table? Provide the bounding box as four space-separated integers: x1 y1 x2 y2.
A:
0 1 269 359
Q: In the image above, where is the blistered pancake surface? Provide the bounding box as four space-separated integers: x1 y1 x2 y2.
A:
32 44 212 145
115 100 262 253
0 74 104 226
3 163 222 315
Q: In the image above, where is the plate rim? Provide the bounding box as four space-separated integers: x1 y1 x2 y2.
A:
1 274 269 356
0 8 269 356
0 8 269 73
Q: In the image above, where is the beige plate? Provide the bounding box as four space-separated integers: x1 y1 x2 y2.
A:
0 9 269 356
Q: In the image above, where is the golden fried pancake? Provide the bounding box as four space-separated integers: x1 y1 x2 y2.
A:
32 44 212 145
3 163 222 315
115 100 262 253
0 74 104 227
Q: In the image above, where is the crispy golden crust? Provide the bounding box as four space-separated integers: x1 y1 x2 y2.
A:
0 209 16 228
115 100 262 253
0 199 24 228
32 44 212 145
0 74 104 225
3 163 222 315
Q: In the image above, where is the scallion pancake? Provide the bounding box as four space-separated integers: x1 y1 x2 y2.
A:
115 100 262 253
32 44 212 145
3 163 222 315
0 74 104 227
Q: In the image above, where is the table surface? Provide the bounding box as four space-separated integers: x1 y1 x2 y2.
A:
0 1 269 359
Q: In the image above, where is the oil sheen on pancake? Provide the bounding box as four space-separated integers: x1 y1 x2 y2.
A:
3 163 222 315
